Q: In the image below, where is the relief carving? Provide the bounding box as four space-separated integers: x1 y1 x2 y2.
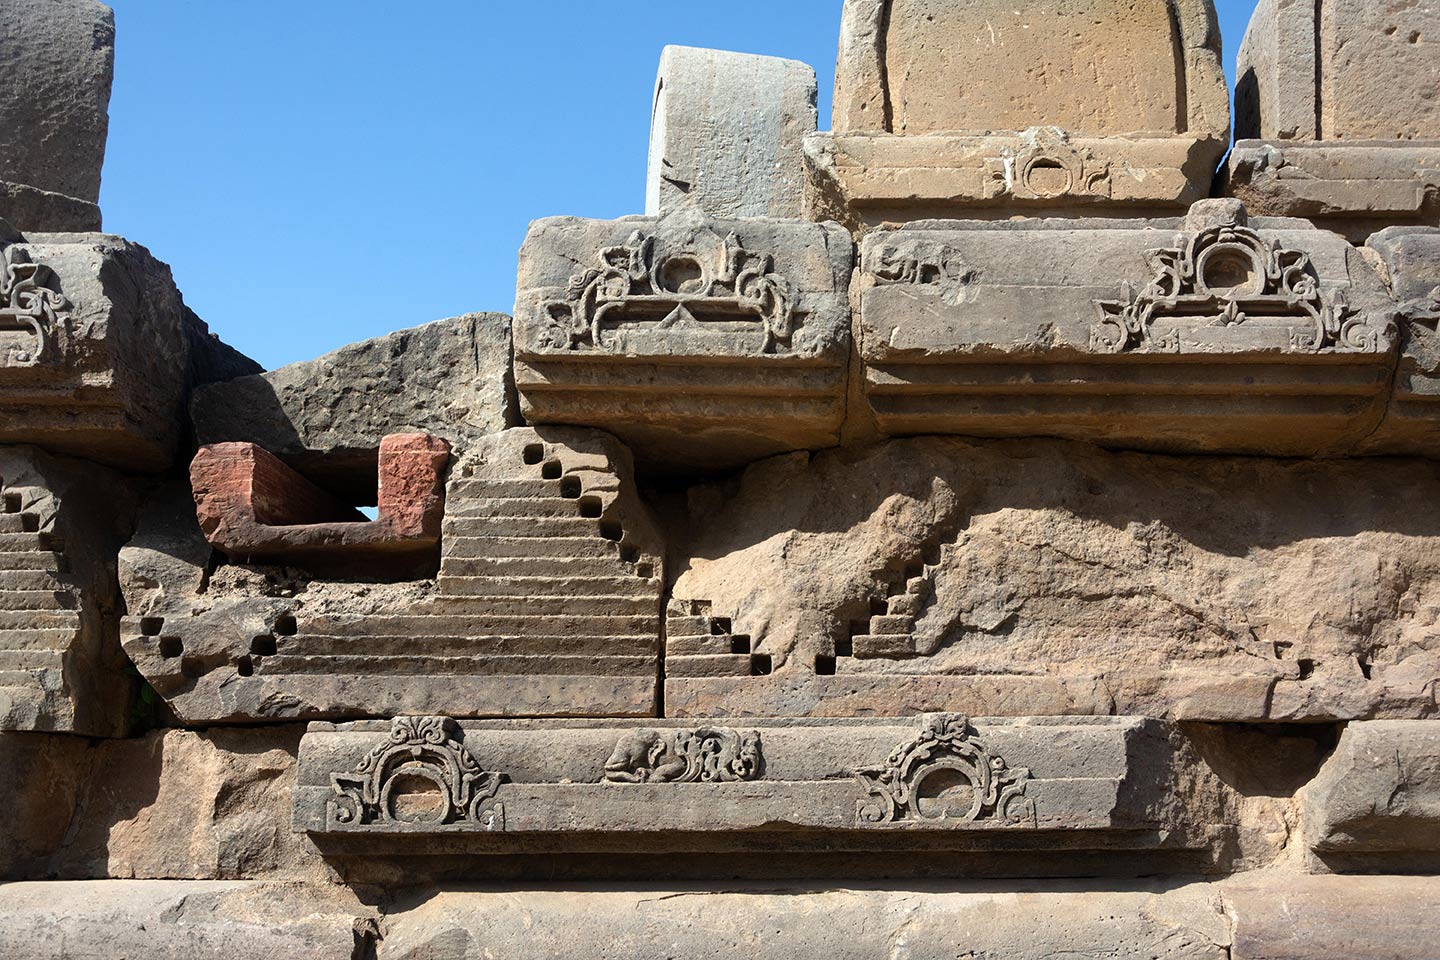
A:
855 714 1036 827
1406 286 1440 328
537 219 800 355
984 128 1112 202
1091 216 1382 355
0 245 67 367
604 727 763 784
868 238 974 306
329 716 505 829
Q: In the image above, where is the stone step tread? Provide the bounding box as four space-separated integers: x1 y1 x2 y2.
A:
254 653 656 677
0 533 55 552
0 571 68 591
0 649 65 670
664 653 756 677
0 610 81 630
423 596 659 616
443 537 621 559
448 478 566 499
0 669 60 687
299 613 658 635
446 498 598 519
442 556 641 576
868 614 916 635
0 590 76 612
0 552 63 571
281 634 657 656
442 517 610 537
0 627 80 650
0 514 34 534
437 575 660 599
851 635 919 659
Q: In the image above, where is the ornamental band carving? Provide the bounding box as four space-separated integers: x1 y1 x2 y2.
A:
0 245 68 367
328 716 504 830
854 715 1036 827
868 238 974 306
604 727 763 784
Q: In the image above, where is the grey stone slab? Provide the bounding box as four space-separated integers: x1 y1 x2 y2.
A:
646 46 816 221
0 0 113 232
852 200 1399 456
192 313 515 502
1358 227 1440 453
514 209 853 472
1303 720 1440 873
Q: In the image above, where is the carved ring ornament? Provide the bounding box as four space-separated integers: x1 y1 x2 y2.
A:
328 716 504 830
854 714 1036 827
1091 220 1380 354
604 727 763 784
0 245 68 367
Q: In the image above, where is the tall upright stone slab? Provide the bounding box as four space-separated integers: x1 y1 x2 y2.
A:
0 0 114 232
808 0 1231 226
646 46 817 221
1230 0 1440 239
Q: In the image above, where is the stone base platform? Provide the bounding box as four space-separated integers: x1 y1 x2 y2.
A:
1 876 1436 959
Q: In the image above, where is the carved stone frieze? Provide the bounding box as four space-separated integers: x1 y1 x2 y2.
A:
328 716 504 830
866 237 973 307
854 714 1035 827
604 727 762 784
0 244 66 367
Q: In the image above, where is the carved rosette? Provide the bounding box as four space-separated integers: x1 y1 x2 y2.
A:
1091 219 1381 355
0 245 68 367
867 238 974 306
604 727 763 784
854 714 1036 827
328 716 504 830
538 222 799 355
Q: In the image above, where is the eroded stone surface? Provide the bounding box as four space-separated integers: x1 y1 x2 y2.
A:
122 427 664 723
647 46 816 220
667 437 1440 722
0 0 114 231
192 313 514 502
514 210 852 472
1358 226 1440 453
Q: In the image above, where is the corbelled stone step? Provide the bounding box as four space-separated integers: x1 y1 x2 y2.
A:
441 556 640 579
425 594 658 616
0 610 81 631
0 533 54 553
446 497 597 520
443 536 622 560
665 653 756 677
0 589 76 612
442 516 608 538
0 649 65 671
666 634 742 657
0 570 68 592
436 575 660 600
448 478 566 499
867 614 916 636
299 612 657 637
279 633 657 657
254 652 656 677
0 627 81 651
851 634 917 659
0 513 36 534
0 552 62 572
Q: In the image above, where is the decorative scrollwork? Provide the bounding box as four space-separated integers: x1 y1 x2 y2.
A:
854 714 1036 827
1091 216 1380 355
1 244 68 367
328 716 504 829
868 238 975 306
537 220 798 355
604 727 763 784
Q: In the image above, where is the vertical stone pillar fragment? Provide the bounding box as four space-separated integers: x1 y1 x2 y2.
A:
646 45 817 220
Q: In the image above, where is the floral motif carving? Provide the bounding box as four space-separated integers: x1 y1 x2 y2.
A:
868 238 974 306
328 716 504 829
537 221 799 355
987 128 1112 202
854 714 1036 827
0 245 68 367
604 727 763 784
1092 218 1381 355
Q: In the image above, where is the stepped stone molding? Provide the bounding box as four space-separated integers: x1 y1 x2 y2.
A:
514 209 853 472
809 0 1230 224
0 445 134 736
0 0 114 232
1229 0 1439 237
122 427 664 724
190 432 450 578
853 200 1400 457
295 715 1232 859
647 46 816 220
0 229 259 470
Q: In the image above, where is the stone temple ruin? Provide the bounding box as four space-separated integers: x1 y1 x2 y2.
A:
2 0 1440 955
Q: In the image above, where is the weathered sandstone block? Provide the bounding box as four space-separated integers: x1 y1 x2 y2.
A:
0 0 114 232
0 226 259 470
122 427 664 723
192 313 514 502
1357 227 1440 453
808 0 1230 224
514 209 853 472
295 713 1239 867
191 433 450 578
667 437 1440 722
1230 0 1440 237
646 46 817 220
1303 720 1440 873
853 200 1398 455
0 445 135 736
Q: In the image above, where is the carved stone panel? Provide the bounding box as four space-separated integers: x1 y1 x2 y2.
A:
121 427 664 723
854 200 1398 456
1357 227 1440 454
514 209 853 472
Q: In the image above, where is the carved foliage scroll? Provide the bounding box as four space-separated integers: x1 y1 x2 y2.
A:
537 221 800 355
1092 220 1381 355
329 716 504 829
0 245 67 367
855 714 1036 827
867 238 974 306
604 727 763 784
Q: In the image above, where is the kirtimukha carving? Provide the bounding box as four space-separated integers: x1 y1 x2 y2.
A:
0 244 66 367
604 727 762 783
329 715 504 829
855 715 1036 827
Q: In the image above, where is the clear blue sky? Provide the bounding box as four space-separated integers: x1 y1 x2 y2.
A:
100 1 1261 371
